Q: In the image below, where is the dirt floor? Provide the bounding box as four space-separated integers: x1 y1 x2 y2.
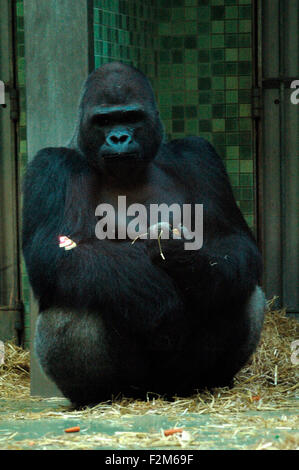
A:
0 304 298 450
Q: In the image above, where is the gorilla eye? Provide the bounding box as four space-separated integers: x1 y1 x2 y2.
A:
91 115 111 127
124 111 144 124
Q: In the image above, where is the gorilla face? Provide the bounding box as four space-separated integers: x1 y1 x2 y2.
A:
76 62 164 178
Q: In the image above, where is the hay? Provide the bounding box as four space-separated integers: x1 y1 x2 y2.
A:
0 301 298 449
0 342 30 399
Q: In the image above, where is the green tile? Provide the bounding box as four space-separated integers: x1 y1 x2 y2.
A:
184 36 197 49
199 63 211 76
185 7 198 21
225 48 238 61
198 104 212 118
199 120 212 132
226 160 240 173
186 119 199 134
226 118 239 131
198 77 212 90
212 76 225 89
198 50 210 62
239 200 254 213
172 105 184 119
240 173 253 186
185 49 198 62
212 62 225 75
198 22 211 33
212 118 225 132
226 146 240 158
238 61 252 75
172 8 185 21
185 64 198 76
239 76 252 88
185 105 198 118
211 34 225 48
225 62 238 75
226 132 239 145
240 145 252 159
225 20 238 33
239 48 251 61
240 103 251 117
212 20 225 33
173 120 185 132
239 89 251 103
239 118 252 131
239 5 252 19
213 104 226 117
225 6 239 19
186 77 198 90
172 92 185 105
225 34 238 47
240 160 253 173
226 76 238 89
211 6 225 20
239 20 252 33
198 7 211 21
212 90 225 103
186 91 199 104
198 91 212 103
211 48 225 61
240 187 254 200
239 34 251 47
172 50 184 64
212 132 226 145
229 174 240 187
198 35 210 48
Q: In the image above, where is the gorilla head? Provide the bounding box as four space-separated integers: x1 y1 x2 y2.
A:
74 62 164 178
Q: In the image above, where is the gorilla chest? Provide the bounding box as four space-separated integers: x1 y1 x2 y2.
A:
95 177 187 240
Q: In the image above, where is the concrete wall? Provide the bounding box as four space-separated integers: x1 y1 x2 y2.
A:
24 0 93 397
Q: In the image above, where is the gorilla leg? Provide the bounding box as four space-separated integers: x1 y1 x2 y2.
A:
195 285 266 389
34 310 148 405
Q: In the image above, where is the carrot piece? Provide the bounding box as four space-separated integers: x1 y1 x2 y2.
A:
252 395 261 401
164 428 183 437
64 426 80 433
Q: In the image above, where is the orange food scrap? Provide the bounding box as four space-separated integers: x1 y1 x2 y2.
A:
64 426 80 433
164 428 183 437
252 395 261 401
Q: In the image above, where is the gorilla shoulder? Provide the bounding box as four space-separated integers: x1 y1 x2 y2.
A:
161 136 224 170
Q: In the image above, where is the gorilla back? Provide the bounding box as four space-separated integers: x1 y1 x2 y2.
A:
22 62 265 406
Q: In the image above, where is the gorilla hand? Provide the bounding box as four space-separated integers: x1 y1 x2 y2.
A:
146 222 193 265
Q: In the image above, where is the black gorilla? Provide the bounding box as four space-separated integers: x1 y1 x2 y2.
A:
22 62 265 405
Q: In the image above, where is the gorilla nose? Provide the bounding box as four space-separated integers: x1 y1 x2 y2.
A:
106 131 132 149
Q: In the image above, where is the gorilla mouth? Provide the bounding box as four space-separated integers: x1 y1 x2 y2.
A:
103 152 139 160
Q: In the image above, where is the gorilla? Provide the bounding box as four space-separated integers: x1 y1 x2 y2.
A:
22 62 265 406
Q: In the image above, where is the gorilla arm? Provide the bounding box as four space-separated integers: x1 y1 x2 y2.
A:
22 148 182 333
148 137 262 312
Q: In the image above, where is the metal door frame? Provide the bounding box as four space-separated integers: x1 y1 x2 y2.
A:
254 0 299 314
0 0 23 343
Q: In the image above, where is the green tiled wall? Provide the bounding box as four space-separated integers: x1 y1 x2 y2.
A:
93 0 256 230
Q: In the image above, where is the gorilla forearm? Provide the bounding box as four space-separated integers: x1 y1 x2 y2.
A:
150 233 262 311
25 235 182 332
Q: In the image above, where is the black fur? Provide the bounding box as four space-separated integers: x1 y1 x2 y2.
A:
22 62 265 405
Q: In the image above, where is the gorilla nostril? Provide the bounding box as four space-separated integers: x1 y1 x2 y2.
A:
107 132 131 146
